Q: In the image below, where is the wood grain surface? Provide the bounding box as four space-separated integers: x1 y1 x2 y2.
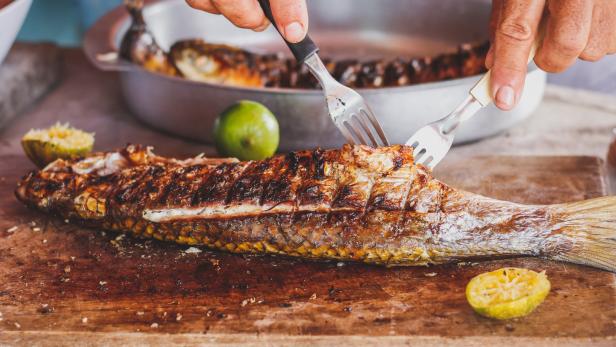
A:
0 154 614 346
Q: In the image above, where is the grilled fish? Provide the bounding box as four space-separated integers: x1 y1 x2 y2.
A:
168 39 489 89
119 0 489 89
15 145 616 272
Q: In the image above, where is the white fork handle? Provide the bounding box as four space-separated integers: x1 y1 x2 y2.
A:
469 39 542 107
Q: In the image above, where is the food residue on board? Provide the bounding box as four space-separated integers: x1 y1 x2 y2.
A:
184 247 202 254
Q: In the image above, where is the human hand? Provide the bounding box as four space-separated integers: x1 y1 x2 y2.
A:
186 0 308 43
487 0 616 110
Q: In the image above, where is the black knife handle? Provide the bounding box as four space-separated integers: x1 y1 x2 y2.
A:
257 0 318 63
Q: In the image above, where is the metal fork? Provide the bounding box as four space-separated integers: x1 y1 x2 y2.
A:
258 0 389 147
406 39 541 169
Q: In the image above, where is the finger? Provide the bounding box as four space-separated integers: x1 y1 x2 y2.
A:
186 0 220 14
580 2 610 62
486 0 504 68
491 0 545 110
535 0 592 72
604 0 616 54
270 0 309 43
210 0 269 30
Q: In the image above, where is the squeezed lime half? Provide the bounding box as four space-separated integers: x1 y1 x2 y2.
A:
466 267 550 320
22 123 94 167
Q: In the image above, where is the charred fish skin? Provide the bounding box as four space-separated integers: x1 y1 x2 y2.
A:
167 39 490 89
15 145 616 272
119 0 178 76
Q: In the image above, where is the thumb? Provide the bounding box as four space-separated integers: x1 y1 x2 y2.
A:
490 0 544 110
270 0 309 43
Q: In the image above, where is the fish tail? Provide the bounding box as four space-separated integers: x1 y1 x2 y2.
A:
547 196 616 272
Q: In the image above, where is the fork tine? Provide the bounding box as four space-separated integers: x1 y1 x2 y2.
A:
413 145 427 160
359 108 389 146
345 118 369 145
353 114 380 147
337 122 357 145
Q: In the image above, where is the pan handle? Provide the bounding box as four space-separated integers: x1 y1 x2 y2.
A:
257 0 318 63
82 2 136 72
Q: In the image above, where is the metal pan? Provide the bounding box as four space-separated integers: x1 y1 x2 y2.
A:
84 0 545 151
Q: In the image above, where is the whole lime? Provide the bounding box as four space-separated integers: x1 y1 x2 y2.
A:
213 100 279 161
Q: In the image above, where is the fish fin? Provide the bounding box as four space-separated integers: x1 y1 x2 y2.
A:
548 197 616 272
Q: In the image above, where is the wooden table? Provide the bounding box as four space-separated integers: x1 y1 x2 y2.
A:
0 48 615 346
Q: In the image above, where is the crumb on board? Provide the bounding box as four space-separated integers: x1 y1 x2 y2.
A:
33 227 42 232
184 247 202 254
82 317 88 324
310 293 317 300
64 266 71 273
241 297 257 307
70 256 76 261
337 262 345 267
38 304 54 314
425 272 438 277
6 226 18 233
99 281 107 286
136 311 145 316
150 323 158 328
176 313 183 321
14 322 21 329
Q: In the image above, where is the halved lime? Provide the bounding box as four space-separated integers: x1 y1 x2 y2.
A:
466 267 550 320
213 100 279 161
22 123 94 167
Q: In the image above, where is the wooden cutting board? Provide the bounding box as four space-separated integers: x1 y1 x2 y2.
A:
0 154 614 346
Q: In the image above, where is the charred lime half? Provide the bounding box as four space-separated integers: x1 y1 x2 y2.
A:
466 267 550 320
22 123 94 167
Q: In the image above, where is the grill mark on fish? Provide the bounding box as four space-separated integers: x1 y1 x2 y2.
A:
165 165 207 206
313 149 326 180
114 165 163 204
260 152 310 210
191 162 249 205
297 149 338 209
227 160 276 204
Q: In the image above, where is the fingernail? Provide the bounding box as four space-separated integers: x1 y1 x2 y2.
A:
495 85 515 109
253 19 270 32
283 21 305 43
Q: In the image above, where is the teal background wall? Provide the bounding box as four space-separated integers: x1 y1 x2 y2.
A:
17 0 122 47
